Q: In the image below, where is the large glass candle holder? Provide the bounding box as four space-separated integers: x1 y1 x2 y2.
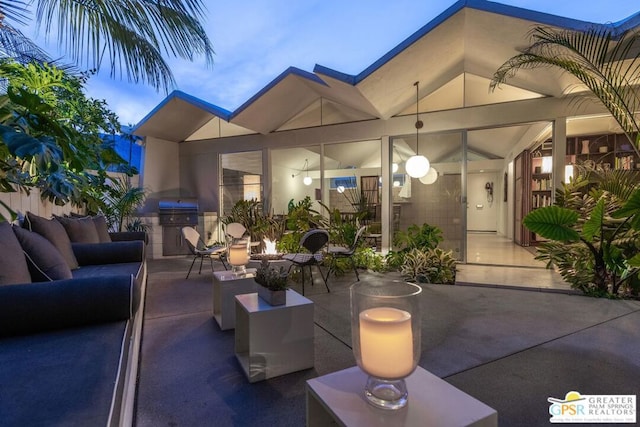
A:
227 236 250 275
350 281 422 410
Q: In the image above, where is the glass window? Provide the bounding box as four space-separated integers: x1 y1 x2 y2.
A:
220 151 263 216
269 147 321 215
392 131 463 259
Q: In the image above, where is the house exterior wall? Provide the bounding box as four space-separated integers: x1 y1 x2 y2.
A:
141 136 181 213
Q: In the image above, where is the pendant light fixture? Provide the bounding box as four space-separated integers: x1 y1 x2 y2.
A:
303 158 312 186
405 81 430 179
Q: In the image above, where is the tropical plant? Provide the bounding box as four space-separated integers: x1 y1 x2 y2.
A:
352 247 386 273
491 25 640 158
338 182 375 221
385 223 444 269
400 247 456 285
523 167 640 297
99 176 147 232
0 60 132 220
286 196 322 231
0 0 214 91
221 198 285 247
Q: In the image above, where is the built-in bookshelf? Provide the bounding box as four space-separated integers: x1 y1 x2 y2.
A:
566 132 640 172
528 141 553 244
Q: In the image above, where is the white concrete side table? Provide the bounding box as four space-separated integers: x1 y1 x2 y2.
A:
212 269 256 331
306 366 498 427
235 290 314 383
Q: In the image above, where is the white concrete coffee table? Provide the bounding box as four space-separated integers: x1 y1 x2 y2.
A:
234 290 314 382
306 366 498 427
212 269 256 330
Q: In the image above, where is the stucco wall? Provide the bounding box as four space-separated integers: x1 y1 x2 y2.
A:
141 136 181 213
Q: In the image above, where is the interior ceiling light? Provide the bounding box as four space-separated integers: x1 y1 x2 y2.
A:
405 81 430 179
419 166 438 184
392 163 399 173
303 158 312 185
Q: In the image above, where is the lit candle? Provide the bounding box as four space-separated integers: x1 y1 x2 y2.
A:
228 244 249 266
359 307 413 379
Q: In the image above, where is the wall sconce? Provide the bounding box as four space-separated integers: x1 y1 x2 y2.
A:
405 81 430 179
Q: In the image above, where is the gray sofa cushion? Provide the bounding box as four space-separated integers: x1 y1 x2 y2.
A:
92 215 112 243
0 274 138 337
0 321 130 426
24 212 79 270
0 222 31 286
13 226 73 282
55 215 100 243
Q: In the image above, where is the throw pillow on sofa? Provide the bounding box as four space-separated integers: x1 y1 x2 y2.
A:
92 215 112 243
23 212 79 270
0 221 32 285
55 215 100 243
13 226 73 282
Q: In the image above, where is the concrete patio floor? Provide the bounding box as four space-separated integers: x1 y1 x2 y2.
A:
134 258 640 426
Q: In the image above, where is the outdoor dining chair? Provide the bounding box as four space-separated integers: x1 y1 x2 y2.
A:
181 226 226 279
326 225 366 282
282 228 330 295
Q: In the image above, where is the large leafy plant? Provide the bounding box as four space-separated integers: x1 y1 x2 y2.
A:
524 168 640 297
385 223 443 269
0 60 132 220
400 248 457 285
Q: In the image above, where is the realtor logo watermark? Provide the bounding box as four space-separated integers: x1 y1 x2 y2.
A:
548 391 636 423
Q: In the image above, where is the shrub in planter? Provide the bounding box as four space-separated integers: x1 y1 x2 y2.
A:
254 259 289 305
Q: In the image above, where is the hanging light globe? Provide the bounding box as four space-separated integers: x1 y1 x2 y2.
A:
419 166 438 184
405 155 430 178
392 163 399 173
303 176 312 186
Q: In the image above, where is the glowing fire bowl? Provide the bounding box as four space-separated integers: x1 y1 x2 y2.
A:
250 238 283 261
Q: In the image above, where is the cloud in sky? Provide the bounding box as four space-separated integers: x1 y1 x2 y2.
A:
19 0 640 126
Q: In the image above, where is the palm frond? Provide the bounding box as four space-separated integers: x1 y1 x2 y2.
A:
32 0 214 91
0 0 31 25
0 23 53 64
491 26 640 158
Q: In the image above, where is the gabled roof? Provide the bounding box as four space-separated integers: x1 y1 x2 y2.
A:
134 0 640 141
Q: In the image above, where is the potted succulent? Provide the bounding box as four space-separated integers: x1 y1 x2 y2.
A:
254 259 289 305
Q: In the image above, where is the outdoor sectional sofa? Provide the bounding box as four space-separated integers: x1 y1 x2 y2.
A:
0 213 147 427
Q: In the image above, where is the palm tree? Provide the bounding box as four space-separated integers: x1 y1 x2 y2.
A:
491 25 640 297
0 0 213 91
491 25 640 158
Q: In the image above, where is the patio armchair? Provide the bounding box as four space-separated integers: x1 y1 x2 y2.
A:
282 229 330 295
181 227 226 279
326 226 366 282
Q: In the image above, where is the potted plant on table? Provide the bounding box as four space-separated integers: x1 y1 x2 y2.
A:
254 259 289 305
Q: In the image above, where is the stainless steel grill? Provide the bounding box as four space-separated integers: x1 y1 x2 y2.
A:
158 199 198 226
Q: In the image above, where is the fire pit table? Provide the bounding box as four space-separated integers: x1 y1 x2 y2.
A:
247 253 291 271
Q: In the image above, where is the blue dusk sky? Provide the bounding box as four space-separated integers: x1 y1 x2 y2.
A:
22 0 640 126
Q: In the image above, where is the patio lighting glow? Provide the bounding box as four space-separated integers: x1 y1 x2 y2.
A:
419 166 438 184
406 155 430 178
263 238 278 255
